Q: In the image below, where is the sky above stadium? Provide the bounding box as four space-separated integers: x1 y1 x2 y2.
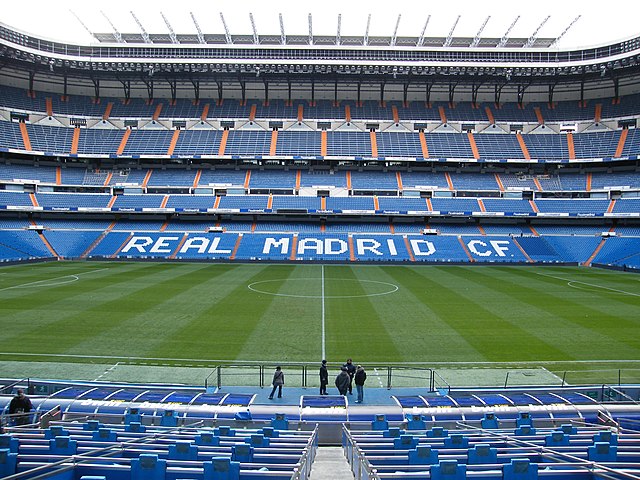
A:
2 0 638 49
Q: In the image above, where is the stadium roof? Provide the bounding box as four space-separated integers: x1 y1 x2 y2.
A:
4 0 639 51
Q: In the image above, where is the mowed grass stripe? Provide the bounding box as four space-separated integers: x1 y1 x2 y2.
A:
324 265 402 362
405 266 568 362
370 266 484 363
235 265 324 362
68 263 243 358
441 266 638 360
490 267 640 357
0 262 168 349
532 267 640 307
0 263 223 356
148 264 298 361
0 263 117 292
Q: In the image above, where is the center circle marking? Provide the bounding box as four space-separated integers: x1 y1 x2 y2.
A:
248 278 399 298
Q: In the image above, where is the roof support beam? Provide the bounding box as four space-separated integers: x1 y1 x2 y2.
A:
167 78 177 103
142 78 153 102
216 80 223 104
130 11 151 44
191 78 200 103
551 15 581 47
548 83 556 104
448 82 458 105
119 78 130 102
101 11 123 43
91 76 100 100
363 14 371 46
425 83 433 105
336 14 342 46
250 13 259 45
308 13 313 45
160 12 178 44
390 14 401 47
517 84 529 107
470 16 490 47
443 15 461 47
417 15 430 47
190 12 206 44
497 16 520 47
524 16 550 48
494 83 505 105
279 13 286 45
70 10 99 42
219 13 232 44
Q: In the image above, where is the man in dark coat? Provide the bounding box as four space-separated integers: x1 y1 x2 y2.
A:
354 365 367 403
343 358 356 394
319 360 329 395
335 367 350 396
9 389 32 426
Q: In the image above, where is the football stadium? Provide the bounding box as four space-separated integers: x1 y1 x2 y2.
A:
1 3 640 479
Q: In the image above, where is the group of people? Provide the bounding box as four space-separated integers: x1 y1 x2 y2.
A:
321 358 367 403
268 359 368 403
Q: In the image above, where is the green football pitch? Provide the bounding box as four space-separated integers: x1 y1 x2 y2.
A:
0 261 639 387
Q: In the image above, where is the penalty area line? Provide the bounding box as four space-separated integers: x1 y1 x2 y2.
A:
534 271 640 297
0 268 110 292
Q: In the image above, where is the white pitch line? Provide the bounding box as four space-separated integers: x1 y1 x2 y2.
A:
321 264 326 360
93 361 120 381
534 271 640 297
0 268 110 293
1 351 639 366
373 367 385 388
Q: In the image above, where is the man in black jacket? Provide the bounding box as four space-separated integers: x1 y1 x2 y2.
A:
354 365 367 403
335 367 350 396
343 358 356 395
9 389 32 426
319 360 328 395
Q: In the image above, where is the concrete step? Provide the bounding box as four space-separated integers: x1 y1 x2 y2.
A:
309 446 354 480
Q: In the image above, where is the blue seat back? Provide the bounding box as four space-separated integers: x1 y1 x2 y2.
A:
271 413 289 431
408 445 438 465
431 460 466 480
49 436 77 455
131 454 167 480
160 410 178 427
204 458 240 480
427 426 448 438
394 435 419 450
372 414 389 431
0 449 18 478
444 434 468 448
383 427 402 438
468 443 497 464
588 442 617 462
231 444 254 462
92 428 117 442
545 431 570 446
168 441 198 461
196 432 220 446
405 414 426 430
503 458 539 480
126 422 146 433
0 435 19 453
83 420 103 431
481 412 499 429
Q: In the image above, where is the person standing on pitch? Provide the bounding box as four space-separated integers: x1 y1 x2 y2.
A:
319 360 329 395
354 365 367 403
343 358 356 395
268 366 284 399
335 367 350 396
